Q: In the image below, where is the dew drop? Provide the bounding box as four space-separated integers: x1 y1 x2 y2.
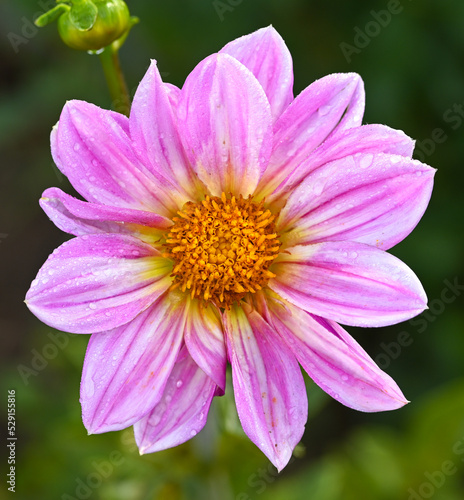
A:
84 378 95 398
312 181 324 196
73 143 81 152
176 380 183 388
318 104 331 116
359 154 373 169
150 415 161 427
341 374 349 382
88 302 97 310
190 430 197 437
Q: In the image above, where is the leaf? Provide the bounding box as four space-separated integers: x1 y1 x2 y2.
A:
34 4 70 27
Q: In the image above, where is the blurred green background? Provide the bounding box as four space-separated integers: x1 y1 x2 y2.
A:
1 0 464 499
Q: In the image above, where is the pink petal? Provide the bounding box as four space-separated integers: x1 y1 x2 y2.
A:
277 154 435 250
224 305 307 471
265 124 415 201
184 298 226 393
177 53 273 197
80 293 187 433
220 26 293 122
52 101 182 216
266 298 408 411
164 82 181 108
270 242 427 327
257 73 364 199
134 350 217 453
25 234 172 334
40 187 172 237
130 60 202 202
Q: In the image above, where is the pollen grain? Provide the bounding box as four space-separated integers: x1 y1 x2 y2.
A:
163 193 281 308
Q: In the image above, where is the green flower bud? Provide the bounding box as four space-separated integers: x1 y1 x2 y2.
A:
58 0 131 51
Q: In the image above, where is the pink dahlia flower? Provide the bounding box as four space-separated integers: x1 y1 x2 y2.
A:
26 27 435 470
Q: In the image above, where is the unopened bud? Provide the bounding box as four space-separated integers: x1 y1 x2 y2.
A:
58 0 131 51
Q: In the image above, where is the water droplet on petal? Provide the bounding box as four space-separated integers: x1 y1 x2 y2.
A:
176 380 183 388
84 378 95 398
359 154 373 169
190 430 197 437
88 302 97 310
312 181 324 196
73 143 81 152
318 105 332 116
150 414 161 427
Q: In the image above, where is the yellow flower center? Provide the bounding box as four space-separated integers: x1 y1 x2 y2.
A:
163 193 281 308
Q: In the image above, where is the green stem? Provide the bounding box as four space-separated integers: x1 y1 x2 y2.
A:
98 43 130 116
